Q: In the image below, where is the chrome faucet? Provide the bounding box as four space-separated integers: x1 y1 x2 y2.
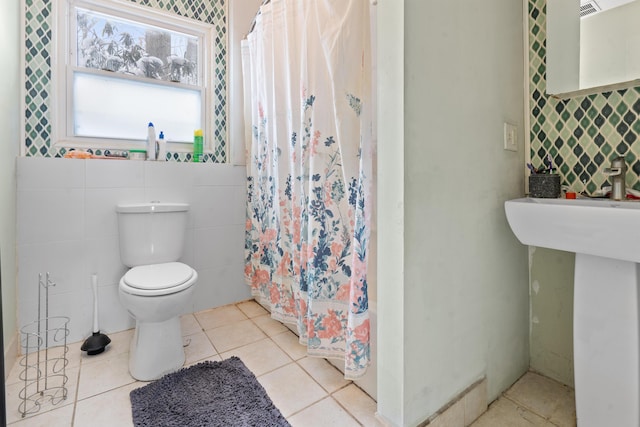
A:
604 156 627 201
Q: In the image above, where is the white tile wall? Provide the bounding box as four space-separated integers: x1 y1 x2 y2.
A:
16 157 251 346
17 189 86 245
85 159 145 188
17 157 85 190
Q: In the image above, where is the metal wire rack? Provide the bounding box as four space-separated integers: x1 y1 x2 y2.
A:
18 273 70 418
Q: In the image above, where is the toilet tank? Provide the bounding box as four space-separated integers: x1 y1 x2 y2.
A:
116 202 189 267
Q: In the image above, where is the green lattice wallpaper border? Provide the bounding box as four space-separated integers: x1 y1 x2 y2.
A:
24 0 227 163
528 0 640 193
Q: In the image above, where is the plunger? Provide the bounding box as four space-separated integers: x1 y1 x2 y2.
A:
81 274 111 355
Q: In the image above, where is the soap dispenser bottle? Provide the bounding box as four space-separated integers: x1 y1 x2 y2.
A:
157 131 166 162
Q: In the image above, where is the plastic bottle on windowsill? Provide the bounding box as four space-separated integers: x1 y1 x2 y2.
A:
146 122 157 161
193 129 203 162
157 131 166 162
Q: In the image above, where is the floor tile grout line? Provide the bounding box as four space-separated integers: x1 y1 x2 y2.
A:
74 378 139 404
188 304 285 366
9 301 374 426
500 393 555 423
227 317 331 422
285 395 364 426
184 303 290 369
329 382 373 426
239 301 367 425
192 302 251 330
69 365 82 427
230 304 340 421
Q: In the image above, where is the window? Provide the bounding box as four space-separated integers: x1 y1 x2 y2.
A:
54 0 215 151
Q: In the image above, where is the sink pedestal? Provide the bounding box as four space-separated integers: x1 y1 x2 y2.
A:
504 197 640 427
574 254 639 427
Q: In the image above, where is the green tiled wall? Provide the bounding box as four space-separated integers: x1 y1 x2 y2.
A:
24 0 227 162
529 0 640 193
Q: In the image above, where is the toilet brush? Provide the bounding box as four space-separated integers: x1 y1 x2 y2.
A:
81 274 111 355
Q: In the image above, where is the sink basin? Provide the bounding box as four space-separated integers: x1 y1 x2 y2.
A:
505 197 640 427
505 197 640 262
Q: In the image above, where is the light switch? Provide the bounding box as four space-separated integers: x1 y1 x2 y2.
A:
504 123 518 152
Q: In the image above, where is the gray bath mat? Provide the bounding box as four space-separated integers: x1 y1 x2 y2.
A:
130 356 290 427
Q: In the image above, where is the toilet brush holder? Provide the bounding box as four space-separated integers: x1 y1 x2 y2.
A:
529 174 561 198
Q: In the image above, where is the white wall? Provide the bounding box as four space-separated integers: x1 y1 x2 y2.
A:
376 0 405 423
0 0 21 365
580 0 640 89
377 0 530 425
16 158 250 345
228 0 264 165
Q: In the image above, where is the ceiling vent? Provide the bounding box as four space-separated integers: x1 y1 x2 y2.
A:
580 1 602 17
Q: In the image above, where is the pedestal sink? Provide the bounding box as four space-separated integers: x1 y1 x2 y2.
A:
505 197 640 427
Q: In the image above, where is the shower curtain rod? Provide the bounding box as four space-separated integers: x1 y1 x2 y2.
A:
247 0 377 37
247 0 270 36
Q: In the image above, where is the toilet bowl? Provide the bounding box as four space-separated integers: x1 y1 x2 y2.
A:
116 202 198 381
118 262 197 381
119 262 197 381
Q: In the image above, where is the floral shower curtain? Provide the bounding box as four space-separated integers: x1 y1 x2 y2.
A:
242 0 372 379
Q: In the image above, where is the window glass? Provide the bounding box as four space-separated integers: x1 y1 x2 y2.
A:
28 0 227 160
75 8 199 85
56 0 213 149
73 71 201 142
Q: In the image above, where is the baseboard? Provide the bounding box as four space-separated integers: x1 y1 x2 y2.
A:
422 377 488 427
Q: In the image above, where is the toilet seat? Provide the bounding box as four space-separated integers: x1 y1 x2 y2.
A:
120 262 196 296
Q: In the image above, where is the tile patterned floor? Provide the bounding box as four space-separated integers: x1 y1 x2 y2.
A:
5 300 383 426
471 371 576 427
4 300 577 427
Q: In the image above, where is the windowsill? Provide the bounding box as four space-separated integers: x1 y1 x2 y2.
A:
53 139 206 155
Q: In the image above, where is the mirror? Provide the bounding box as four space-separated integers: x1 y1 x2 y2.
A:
547 0 640 97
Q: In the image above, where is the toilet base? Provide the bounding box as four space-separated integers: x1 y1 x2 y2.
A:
129 316 185 381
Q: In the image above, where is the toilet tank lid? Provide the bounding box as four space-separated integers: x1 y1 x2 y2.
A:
116 202 189 214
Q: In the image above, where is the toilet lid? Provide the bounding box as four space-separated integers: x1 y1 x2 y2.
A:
123 262 194 291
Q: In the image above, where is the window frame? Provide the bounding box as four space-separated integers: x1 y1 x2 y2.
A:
53 0 215 153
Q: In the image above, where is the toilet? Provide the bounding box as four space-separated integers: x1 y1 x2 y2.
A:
116 202 198 381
